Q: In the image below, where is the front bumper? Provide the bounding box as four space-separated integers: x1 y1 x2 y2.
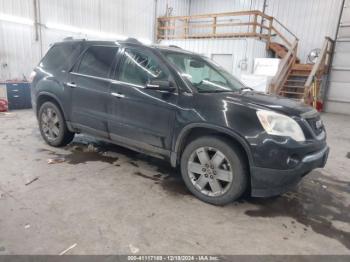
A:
250 146 329 197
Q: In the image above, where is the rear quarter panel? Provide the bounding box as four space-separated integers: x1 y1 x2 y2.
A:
32 68 71 120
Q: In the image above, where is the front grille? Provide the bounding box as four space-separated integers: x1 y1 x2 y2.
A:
306 116 324 136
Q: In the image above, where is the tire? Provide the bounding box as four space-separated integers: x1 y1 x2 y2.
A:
38 101 74 147
180 136 248 206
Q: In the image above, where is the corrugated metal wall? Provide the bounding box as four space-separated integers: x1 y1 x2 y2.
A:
156 0 190 17
189 0 263 14
40 0 155 40
0 0 156 80
0 0 38 80
265 0 343 62
187 0 343 62
0 0 344 81
325 0 350 115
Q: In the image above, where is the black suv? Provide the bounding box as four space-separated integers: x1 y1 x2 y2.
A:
31 39 329 205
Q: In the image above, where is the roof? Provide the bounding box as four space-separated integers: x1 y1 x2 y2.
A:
150 44 195 54
54 38 195 55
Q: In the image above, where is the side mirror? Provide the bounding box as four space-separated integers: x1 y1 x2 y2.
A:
145 80 175 92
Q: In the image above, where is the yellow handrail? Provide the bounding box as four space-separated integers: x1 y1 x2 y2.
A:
303 37 334 104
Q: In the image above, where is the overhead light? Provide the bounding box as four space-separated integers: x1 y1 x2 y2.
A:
45 22 128 41
0 13 34 26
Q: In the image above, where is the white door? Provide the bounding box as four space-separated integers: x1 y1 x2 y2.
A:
211 54 234 74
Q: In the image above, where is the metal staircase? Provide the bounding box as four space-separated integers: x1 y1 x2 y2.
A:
325 0 350 114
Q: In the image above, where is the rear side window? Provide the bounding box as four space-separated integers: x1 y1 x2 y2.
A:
40 43 82 71
76 46 118 78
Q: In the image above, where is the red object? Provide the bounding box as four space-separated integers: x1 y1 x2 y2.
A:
316 101 323 112
0 99 8 112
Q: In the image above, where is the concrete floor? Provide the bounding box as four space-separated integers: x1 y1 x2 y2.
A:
0 109 349 255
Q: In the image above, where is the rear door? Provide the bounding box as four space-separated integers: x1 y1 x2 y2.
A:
69 45 119 137
109 47 177 154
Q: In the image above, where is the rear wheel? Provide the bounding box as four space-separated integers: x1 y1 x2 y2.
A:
180 136 247 205
38 101 74 147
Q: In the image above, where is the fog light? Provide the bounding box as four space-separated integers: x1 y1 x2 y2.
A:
287 155 300 167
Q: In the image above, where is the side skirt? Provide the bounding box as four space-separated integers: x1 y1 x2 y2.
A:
68 121 172 162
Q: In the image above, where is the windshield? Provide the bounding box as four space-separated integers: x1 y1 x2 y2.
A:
162 51 244 93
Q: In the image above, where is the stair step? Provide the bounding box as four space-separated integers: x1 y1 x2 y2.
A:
286 77 306 83
283 85 305 88
286 79 306 83
280 91 304 95
291 71 311 75
292 64 313 70
290 73 310 77
288 98 303 101
289 73 309 75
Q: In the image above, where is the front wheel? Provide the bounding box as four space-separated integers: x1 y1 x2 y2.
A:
180 136 248 205
38 101 74 147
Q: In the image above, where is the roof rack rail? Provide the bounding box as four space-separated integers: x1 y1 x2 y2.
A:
63 37 86 41
169 45 182 49
124 37 143 45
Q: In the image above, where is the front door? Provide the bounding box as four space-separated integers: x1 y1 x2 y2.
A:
109 48 177 154
69 45 119 138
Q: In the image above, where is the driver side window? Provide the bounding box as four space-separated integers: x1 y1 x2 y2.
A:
118 49 168 86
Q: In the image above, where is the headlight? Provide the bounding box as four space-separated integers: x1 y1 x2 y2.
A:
256 110 305 142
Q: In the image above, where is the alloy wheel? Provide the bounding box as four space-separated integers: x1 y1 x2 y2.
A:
187 147 233 197
41 107 60 141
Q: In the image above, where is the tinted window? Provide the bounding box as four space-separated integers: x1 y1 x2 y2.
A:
118 49 168 86
40 43 82 71
77 46 118 78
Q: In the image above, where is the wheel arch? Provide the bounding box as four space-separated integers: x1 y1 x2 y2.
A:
36 92 74 132
172 123 253 169
36 92 67 119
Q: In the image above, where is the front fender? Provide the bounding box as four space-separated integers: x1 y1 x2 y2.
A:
171 123 254 167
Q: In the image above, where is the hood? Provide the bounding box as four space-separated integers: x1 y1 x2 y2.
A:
225 91 315 116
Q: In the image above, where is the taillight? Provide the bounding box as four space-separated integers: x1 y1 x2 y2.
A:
29 71 37 82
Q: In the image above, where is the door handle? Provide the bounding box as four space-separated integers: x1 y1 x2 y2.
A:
66 82 77 88
111 92 125 98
